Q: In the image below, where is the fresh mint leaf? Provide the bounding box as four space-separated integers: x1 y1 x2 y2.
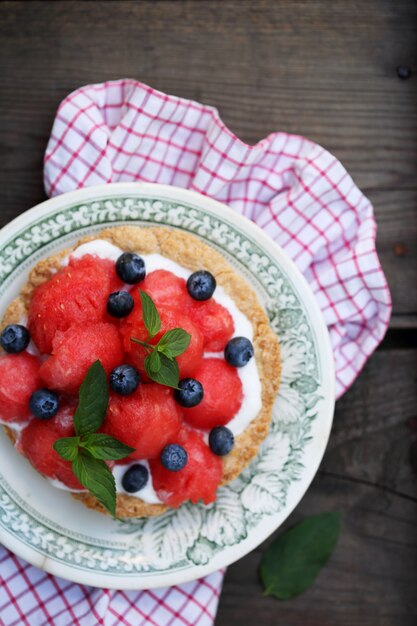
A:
80 434 135 460
158 347 174 359
52 360 131 517
72 451 117 517
145 352 180 388
157 328 191 358
139 290 161 338
73 360 108 436
148 349 161 373
260 512 341 600
53 436 80 461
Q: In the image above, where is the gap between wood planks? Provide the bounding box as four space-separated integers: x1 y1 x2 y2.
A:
318 470 417 504
378 327 417 349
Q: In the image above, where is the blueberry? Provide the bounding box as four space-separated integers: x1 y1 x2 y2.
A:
186 270 216 301
115 252 146 284
209 426 234 456
29 389 59 419
110 364 140 395
107 291 134 318
0 324 30 354
174 378 204 408
122 464 149 493
161 444 188 472
224 336 254 368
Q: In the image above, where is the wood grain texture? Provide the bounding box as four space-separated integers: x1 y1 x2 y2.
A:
0 1 416 624
0 0 416 317
217 349 417 626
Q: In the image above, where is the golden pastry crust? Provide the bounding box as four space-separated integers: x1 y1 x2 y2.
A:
1 226 281 518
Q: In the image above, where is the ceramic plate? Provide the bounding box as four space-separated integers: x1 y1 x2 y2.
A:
0 183 334 589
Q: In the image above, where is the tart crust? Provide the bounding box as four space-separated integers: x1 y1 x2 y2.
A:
1 226 281 517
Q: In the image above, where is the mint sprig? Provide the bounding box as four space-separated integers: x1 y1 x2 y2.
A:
145 352 180 387
139 290 161 338
53 436 80 461
72 452 118 517
53 360 135 517
73 360 108 435
157 328 191 358
131 291 191 389
79 433 136 460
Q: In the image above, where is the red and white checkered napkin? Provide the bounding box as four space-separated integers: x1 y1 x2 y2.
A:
0 79 391 625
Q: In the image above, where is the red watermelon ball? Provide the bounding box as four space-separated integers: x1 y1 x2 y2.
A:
40 322 124 394
103 383 183 460
139 269 188 309
18 403 83 490
182 358 243 429
28 254 122 354
150 428 223 507
0 352 42 422
189 298 234 352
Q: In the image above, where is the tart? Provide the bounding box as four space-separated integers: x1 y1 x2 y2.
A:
0 226 280 517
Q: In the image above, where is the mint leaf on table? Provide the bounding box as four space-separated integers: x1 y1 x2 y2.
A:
72 451 117 518
53 436 80 461
260 512 341 600
145 352 180 388
79 433 135 460
54 360 135 517
139 290 161 338
157 328 191 358
73 360 108 436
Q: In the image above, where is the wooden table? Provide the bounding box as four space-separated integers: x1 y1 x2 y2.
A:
1 2 416 624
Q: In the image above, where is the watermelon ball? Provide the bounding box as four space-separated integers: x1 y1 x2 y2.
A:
224 337 254 367
209 426 234 456
107 291 134 318
160 444 188 471
150 428 222 507
0 353 41 422
40 322 124 395
189 299 234 352
18 404 83 490
0 324 30 354
187 270 216 301
182 358 243 429
29 389 59 420
115 253 146 284
139 270 188 309
109 364 140 396
174 378 204 408
121 464 149 493
103 384 182 460
28 255 120 354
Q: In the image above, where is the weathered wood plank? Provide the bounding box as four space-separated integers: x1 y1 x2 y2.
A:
217 349 417 625
217 482 417 626
0 1 415 316
389 315 417 329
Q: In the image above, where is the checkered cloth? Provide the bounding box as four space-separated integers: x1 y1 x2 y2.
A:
0 80 391 625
